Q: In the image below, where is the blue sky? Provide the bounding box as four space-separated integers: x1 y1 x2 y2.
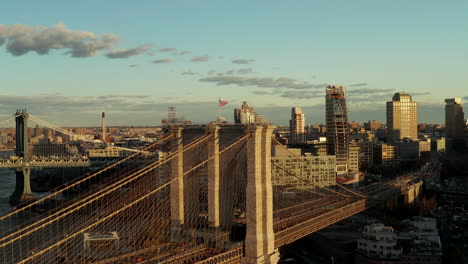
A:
1 0 467 126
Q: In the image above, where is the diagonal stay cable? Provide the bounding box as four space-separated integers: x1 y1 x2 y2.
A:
0 115 20 126
0 134 212 247
16 133 250 264
0 134 175 222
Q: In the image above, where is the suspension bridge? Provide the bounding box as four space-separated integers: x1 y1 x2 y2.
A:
0 110 145 205
0 119 438 263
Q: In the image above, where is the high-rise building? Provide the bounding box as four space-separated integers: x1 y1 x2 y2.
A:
234 101 255 124
289 107 305 144
325 85 349 174
234 101 267 124
445 98 465 138
386 92 418 143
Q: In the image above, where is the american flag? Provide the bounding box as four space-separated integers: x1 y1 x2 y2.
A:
218 98 228 107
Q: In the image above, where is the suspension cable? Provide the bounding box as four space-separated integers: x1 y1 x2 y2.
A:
0 134 212 247
15 133 249 263
0 134 174 221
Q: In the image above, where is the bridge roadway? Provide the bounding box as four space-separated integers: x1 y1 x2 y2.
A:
191 172 435 263
93 172 432 264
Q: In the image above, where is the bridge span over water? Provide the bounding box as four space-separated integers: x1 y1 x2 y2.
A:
0 123 438 264
0 110 147 205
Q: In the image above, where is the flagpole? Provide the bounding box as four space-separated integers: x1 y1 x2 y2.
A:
218 98 220 123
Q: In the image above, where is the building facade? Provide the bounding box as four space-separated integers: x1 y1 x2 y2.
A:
373 144 399 167
356 220 442 264
289 107 305 144
325 85 349 174
358 140 374 169
445 98 465 138
386 92 418 143
356 224 403 261
234 101 267 124
271 145 336 187
348 144 360 173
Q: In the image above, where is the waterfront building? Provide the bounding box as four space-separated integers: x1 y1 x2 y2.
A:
356 219 442 264
356 224 403 261
398 217 443 264
271 145 336 187
88 147 133 157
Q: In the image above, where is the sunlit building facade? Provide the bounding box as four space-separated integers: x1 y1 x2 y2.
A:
386 92 418 143
289 107 305 144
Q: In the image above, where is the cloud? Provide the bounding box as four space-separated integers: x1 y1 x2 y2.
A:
0 93 229 126
279 91 323 99
207 70 216 75
192 56 209 62
159 47 176 52
232 59 255 64
347 90 431 104
182 70 196 75
237 68 253 74
226 69 235 75
199 76 327 90
105 43 153 59
411 92 431 96
251 91 277 95
347 88 394 95
97 94 150 99
348 93 395 103
179 50 190 55
0 94 152 112
152 58 172 63
128 64 140 68
350 83 368 87
0 23 121 57
225 67 253 75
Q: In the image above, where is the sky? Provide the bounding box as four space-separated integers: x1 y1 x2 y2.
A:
0 0 467 126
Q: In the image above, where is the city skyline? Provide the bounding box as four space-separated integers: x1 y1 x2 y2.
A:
1 1 467 126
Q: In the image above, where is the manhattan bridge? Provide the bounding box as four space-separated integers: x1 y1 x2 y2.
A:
0 111 438 263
